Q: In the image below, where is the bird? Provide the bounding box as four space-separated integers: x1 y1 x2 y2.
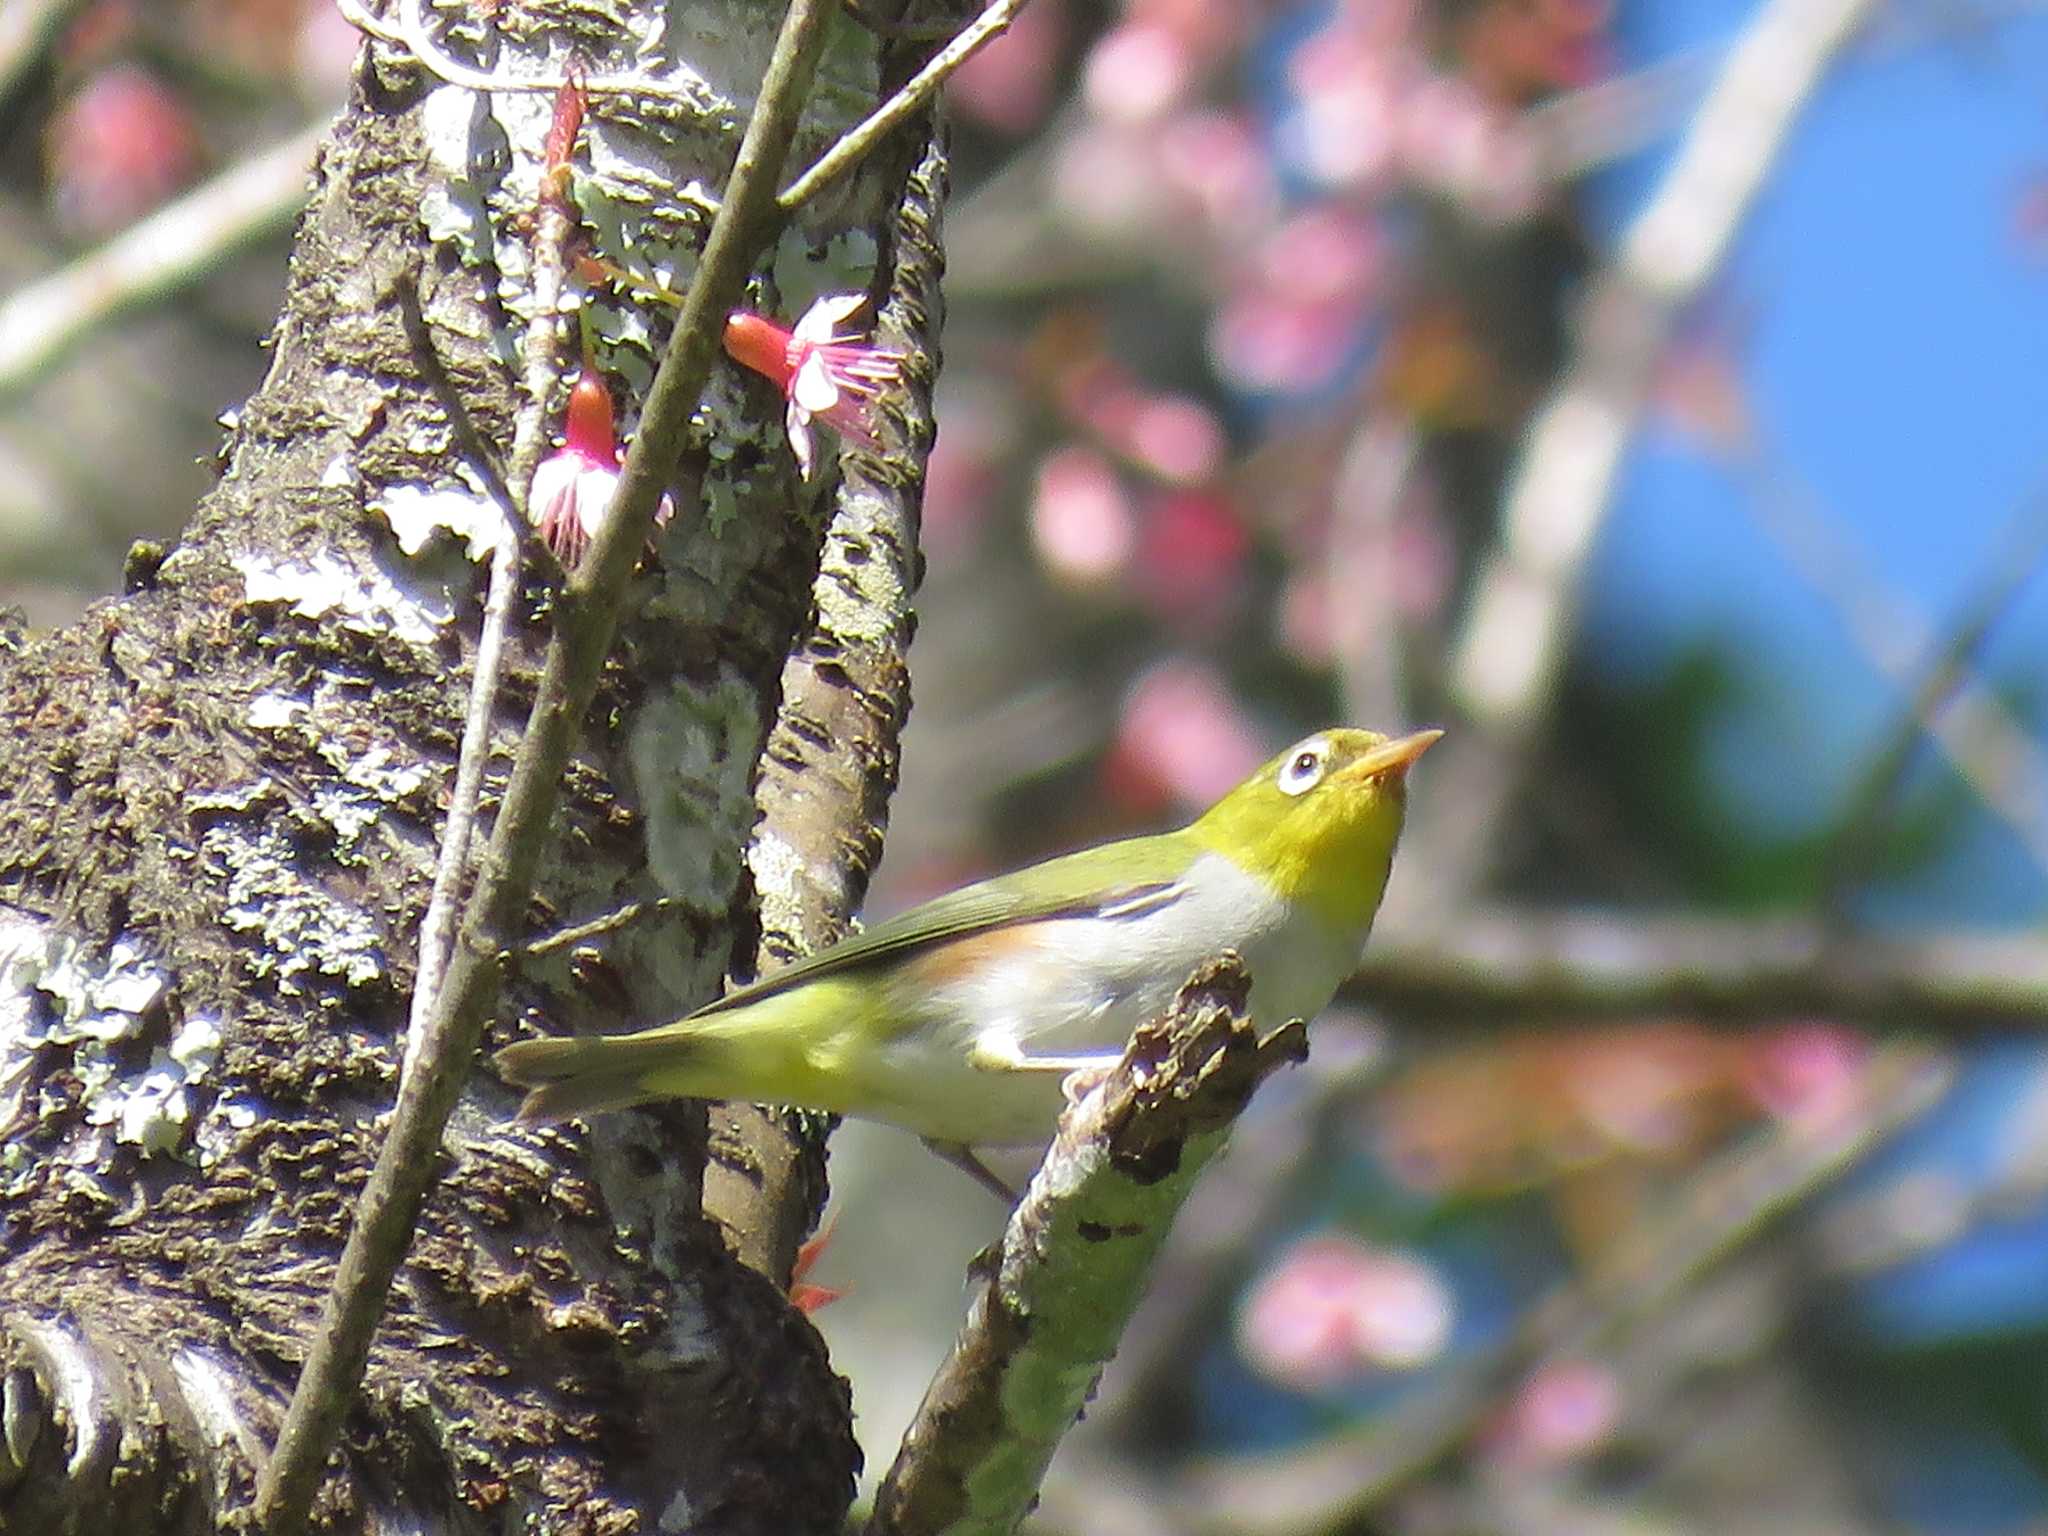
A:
495 726 1438 1185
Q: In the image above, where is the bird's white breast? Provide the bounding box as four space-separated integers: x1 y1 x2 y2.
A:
863 852 1365 1144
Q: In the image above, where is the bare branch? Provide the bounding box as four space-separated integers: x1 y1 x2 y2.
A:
250 1 847 1527
1822 485 2048 902
778 0 1030 214
869 955 1308 1536
0 121 325 396
1356 908 2048 1029
0 0 89 111
1733 456 2048 887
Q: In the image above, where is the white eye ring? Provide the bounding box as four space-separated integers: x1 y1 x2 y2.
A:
1277 737 1330 797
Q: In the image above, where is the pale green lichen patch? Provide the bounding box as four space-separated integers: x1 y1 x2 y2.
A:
377 484 511 563
627 673 760 909
31 934 167 1047
192 1093 260 1171
235 549 453 647
246 691 309 731
0 928 230 1164
208 822 386 995
84 1014 223 1157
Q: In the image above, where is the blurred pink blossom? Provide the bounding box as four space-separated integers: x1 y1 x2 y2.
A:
1491 1360 1621 1466
1286 24 1403 189
1124 394 1226 485
296 0 366 95
1209 292 1363 395
1279 572 1336 664
1257 205 1382 308
1742 1022 1868 1128
1237 1234 1455 1392
1031 445 1134 583
1105 658 1265 813
1397 77 1543 222
1136 491 1248 623
1052 125 1172 237
48 64 200 236
1130 0 1244 64
1083 22 1191 125
1157 110 1277 233
950 0 1065 134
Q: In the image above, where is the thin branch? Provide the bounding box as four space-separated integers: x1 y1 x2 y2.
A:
401 526 518 1074
1175 1047 1950 1536
1822 489 2048 907
868 956 1308 1536
0 0 89 111
249 1 845 1528
1525 40 1720 183
705 130 943 1281
1355 907 2048 1030
1733 453 2048 887
0 120 325 396
397 77 584 1071
777 0 1028 213
392 275 524 1075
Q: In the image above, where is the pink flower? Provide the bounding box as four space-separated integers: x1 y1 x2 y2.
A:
1490 1360 1621 1467
530 369 672 566
723 295 904 478
1236 1234 1454 1393
49 65 200 236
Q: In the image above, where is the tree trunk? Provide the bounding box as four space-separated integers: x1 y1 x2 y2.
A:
0 2 939 1529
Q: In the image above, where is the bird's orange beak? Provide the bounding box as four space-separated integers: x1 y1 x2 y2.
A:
1346 728 1444 782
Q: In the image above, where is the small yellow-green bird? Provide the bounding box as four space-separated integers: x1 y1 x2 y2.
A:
496 726 1438 1160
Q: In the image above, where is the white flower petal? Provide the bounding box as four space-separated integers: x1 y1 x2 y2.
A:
529 457 577 529
793 292 868 344
791 353 841 413
785 404 816 478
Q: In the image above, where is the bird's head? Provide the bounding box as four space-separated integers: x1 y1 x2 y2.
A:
1187 727 1442 933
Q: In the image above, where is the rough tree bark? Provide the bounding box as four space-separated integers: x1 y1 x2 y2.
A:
0 0 940 1529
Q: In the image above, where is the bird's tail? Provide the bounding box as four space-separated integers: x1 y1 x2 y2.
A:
495 1027 719 1124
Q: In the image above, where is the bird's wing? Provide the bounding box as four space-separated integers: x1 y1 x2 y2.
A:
690 836 1191 1019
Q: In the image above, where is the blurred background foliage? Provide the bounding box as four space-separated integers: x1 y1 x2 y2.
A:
8 0 2048 1530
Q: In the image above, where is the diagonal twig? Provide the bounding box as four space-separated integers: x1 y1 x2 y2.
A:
1413 0 1878 909
1730 454 2048 891
0 121 326 397
392 276 523 1075
777 0 1028 213
1821 487 2048 907
249 0 846 1528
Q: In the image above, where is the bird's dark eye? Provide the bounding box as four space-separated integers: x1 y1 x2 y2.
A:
1278 738 1329 796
